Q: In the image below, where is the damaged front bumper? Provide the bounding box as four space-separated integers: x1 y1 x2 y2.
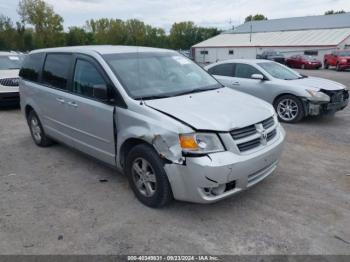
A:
305 98 349 116
164 125 285 204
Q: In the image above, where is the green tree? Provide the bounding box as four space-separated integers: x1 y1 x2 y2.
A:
324 10 346 15
18 0 64 48
244 14 268 23
66 26 93 46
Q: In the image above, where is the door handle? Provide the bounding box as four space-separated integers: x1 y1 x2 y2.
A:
232 81 240 86
56 98 65 103
67 101 78 108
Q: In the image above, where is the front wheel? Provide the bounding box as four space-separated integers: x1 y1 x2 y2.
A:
274 95 304 123
125 144 173 208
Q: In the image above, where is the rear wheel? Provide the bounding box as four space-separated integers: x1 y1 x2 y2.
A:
324 61 329 69
274 95 304 123
125 144 173 208
28 111 53 147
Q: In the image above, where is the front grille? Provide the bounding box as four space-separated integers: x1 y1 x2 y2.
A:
237 137 261 152
262 117 274 129
231 116 277 153
230 125 257 140
0 77 20 87
267 129 277 141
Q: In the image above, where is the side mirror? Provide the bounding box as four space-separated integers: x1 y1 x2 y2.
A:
251 74 264 80
93 84 108 100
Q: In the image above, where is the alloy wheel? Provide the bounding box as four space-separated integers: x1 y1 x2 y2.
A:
277 98 299 122
131 157 157 197
30 116 42 143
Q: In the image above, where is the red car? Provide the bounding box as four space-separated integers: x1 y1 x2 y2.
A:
324 50 350 71
286 55 322 69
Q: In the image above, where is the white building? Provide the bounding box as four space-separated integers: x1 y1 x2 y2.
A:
192 13 350 64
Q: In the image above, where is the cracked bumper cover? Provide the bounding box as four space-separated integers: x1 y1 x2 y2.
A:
165 125 286 204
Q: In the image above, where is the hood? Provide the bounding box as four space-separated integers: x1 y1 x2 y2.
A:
0 69 20 79
145 88 275 132
292 76 346 91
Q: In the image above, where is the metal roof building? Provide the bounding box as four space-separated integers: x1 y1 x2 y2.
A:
192 13 350 64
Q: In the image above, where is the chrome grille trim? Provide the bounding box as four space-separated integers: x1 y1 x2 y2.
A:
230 116 277 153
0 77 20 87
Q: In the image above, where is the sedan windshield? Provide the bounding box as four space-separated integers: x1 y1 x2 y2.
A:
104 52 221 100
0 55 22 70
258 62 302 80
338 51 350 56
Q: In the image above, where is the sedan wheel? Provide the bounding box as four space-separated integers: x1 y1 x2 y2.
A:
275 95 304 123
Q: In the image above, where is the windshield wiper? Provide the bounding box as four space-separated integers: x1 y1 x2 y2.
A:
173 86 222 97
135 94 172 100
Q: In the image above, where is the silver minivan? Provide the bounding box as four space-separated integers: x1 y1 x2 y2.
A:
20 46 285 207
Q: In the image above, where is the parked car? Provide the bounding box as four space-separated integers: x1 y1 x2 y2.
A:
0 52 23 106
205 59 349 123
286 55 322 69
257 50 285 64
20 46 285 207
324 50 350 71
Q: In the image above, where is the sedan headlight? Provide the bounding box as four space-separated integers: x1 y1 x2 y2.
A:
179 133 224 154
306 89 330 102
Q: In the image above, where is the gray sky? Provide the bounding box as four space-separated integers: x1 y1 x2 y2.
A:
1 0 349 31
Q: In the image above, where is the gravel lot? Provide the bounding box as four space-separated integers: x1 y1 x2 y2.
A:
0 69 349 255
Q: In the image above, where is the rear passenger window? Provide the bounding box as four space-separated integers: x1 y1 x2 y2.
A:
208 63 233 77
72 59 107 98
234 63 261 79
42 54 71 90
19 53 45 82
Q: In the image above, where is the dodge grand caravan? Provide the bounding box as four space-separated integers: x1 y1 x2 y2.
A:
20 46 285 207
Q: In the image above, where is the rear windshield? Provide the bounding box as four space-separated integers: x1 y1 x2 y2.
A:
0 55 22 70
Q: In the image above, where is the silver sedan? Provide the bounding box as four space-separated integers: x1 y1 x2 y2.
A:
205 59 349 123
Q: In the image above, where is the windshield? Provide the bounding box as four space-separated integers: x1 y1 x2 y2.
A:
338 51 350 56
0 55 22 70
258 62 303 80
104 52 220 100
303 55 318 61
267 51 282 56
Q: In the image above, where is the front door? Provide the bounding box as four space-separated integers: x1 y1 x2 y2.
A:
65 55 116 165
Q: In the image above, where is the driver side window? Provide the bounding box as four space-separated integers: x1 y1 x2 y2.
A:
234 63 261 79
73 59 107 99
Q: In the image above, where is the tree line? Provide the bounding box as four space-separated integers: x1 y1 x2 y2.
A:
0 0 221 52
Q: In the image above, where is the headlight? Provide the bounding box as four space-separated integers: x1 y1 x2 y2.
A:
179 133 224 154
306 89 330 102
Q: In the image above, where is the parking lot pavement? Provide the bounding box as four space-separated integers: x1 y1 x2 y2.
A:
0 70 349 255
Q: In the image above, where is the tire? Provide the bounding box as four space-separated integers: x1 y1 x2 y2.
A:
27 110 53 147
324 61 329 69
274 95 304 123
336 63 342 71
125 144 173 208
